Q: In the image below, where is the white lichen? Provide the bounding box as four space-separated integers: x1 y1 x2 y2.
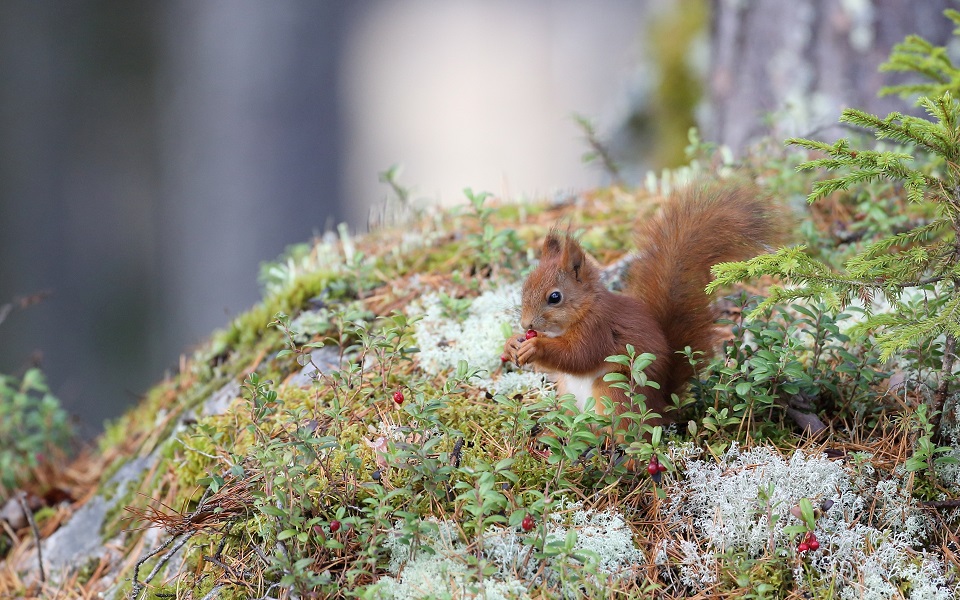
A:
411 283 553 397
487 371 550 397
669 444 955 597
408 283 551 396
412 284 520 376
375 520 529 600
674 444 859 558
676 539 718 588
374 505 643 599
565 506 645 575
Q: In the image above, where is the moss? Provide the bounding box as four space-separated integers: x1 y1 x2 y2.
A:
415 240 468 274
578 223 632 256
488 201 548 223
101 487 138 539
0 533 12 560
82 211 623 592
169 431 219 494
219 269 336 351
100 479 119 503
436 392 512 439
145 585 181 600
278 386 314 408
717 549 796 598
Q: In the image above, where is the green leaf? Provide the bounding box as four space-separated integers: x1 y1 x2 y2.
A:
260 505 286 517
799 497 816 529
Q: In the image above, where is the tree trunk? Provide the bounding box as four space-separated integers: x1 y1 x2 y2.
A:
706 0 957 155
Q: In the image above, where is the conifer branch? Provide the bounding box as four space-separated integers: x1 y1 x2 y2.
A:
746 14 960 440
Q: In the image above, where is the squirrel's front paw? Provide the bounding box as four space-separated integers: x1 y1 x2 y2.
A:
502 336 523 364
515 337 539 366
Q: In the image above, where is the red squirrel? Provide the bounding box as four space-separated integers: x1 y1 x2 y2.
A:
502 181 787 421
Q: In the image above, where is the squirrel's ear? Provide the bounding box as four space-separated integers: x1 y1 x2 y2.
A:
560 237 585 282
541 233 564 259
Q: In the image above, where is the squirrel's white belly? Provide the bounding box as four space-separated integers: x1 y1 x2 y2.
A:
560 373 598 412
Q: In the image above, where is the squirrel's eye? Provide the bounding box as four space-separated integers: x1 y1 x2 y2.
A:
548 291 562 305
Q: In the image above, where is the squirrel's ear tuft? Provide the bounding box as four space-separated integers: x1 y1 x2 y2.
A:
560 237 585 282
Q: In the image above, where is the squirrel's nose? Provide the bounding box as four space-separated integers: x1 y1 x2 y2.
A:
520 320 531 331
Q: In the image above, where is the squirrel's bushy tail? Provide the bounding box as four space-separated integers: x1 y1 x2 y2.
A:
627 180 787 396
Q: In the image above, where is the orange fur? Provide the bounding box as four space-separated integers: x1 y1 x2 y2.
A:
503 180 787 421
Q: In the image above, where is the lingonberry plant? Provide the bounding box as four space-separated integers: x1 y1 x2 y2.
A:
0 368 73 496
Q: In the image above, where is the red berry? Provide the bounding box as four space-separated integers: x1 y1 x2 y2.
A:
525 329 538 340
798 543 809 552
393 390 404 405
330 519 341 533
521 514 535 531
658 464 667 473
808 539 819 550
647 462 659 476
500 353 510 363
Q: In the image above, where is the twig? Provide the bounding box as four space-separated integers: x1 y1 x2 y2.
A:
256 582 283 600
451 437 464 468
176 438 220 460
17 491 44 583
922 498 960 509
200 583 226 600
202 554 236 578
251 543 272 564
0 291 51 329
0 517 17 542
131 534 174 599
130 531 196 600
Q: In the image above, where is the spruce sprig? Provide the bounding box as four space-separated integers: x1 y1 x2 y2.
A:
714 91 960 363
880 9 960 99
721 90 960 329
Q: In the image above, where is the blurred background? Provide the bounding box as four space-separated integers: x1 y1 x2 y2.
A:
0 0 954 436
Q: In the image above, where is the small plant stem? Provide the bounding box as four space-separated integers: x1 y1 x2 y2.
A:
931 330 957 441
17 492 44 583
378 165 410 206
589 136 623 184
574 114 624 185
809 308 825 373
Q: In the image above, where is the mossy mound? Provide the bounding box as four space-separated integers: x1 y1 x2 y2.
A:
2 175 958 599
